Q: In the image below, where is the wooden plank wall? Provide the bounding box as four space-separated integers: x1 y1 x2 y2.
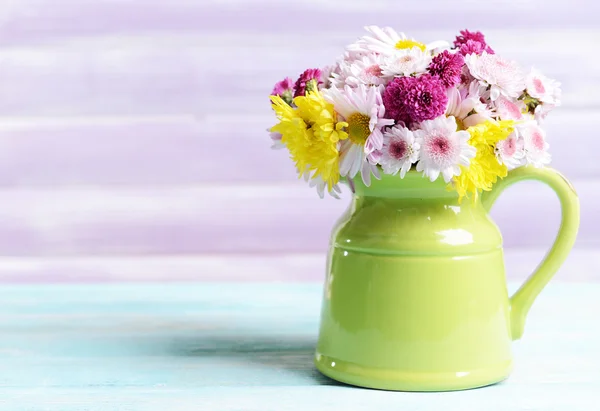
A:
0 0 597 282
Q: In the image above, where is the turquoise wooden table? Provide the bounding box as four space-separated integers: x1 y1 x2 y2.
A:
0 282 598 410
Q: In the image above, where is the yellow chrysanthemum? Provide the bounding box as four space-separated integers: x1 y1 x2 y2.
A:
270 91 348 192
452 120 516 201
294 91 348 143
395 39 426 51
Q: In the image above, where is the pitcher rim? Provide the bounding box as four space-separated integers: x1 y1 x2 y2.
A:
351 170 463 200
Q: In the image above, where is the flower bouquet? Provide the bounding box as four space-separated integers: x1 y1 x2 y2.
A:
268 27 560 200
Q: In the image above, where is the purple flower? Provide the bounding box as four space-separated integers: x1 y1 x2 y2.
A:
271 77 294 105
428 50 465 88
294 68 323 97
453 29 494 56
382 74 448 126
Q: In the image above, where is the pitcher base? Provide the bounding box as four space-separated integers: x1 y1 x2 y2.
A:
314 352 512 392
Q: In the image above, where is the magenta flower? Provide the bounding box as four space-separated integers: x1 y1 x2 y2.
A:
382 74 448 126
453 30 494 55
271 77 294 96
271 77 294 105
428 50 465 88
294 68 323 97
458 40 491 56
454 30 486 46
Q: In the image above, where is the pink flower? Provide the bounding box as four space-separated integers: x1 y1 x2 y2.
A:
454 30 487 46
495 131 524 169
271 77 294 105
465 52 526 100
294 68 323 97
534 104 555 123
494 96 525 121
381 125 421 178
271 77 294 96
414 116 476 182
526 69 561 106
518 122 551 167
453 30 494 55
458 40 490 56
382 74 448 126
428 50 465 88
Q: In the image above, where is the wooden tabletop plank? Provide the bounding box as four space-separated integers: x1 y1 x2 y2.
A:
0 283 598 410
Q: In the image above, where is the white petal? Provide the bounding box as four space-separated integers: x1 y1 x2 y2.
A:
400 161 411 178
441 168 454 183
463 113 489 128
445 116 458 130
367 25 394 44
445 88 461 116
377 118 395 129
428 168 440 182
339 142 354 176
371 164 381 179
361 162 372 186
490 86 501 101
367 128 384 152
319 184 327 198
348 145 363 178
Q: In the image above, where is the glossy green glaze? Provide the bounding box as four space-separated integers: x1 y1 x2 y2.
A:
315 168 579 391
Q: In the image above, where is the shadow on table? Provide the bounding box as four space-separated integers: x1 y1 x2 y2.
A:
168 333 345 387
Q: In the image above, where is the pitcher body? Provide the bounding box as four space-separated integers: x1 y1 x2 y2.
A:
315 168 579 391
315 173 512 390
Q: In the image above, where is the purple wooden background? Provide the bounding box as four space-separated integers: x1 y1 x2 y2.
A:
0 0 597 282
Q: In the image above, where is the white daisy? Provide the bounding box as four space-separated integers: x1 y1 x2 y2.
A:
309 175 343 199
526 68 561 105
380 125 421 178
330 54 387 88
323 84 394 185
268 131 285 149
495 131 524 170
465 52 526 101
414 116 476 182
446 80 494 128
347 25 448 58
380 47 432 77
518 121 551 167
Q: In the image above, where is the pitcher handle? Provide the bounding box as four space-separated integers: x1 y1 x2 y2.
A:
481 167 580 340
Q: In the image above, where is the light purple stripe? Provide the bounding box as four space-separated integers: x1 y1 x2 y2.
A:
0 110 593 186
0 248 596 283
0 1 595 46
0 118 298 185
0 180 592 256
0 45 594 116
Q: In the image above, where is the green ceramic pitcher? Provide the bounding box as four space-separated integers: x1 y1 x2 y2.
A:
314 167 579 391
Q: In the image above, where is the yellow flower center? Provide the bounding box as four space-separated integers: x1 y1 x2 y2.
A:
346 112 372 145
395 39 426 51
